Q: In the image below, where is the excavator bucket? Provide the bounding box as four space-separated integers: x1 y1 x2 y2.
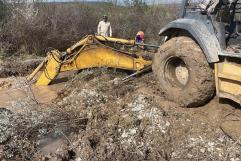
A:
28 35 152 85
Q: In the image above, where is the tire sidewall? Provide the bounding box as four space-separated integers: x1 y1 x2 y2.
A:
153 37 215 107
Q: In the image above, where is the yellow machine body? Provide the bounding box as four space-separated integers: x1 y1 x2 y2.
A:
215 61 241 104
27 35 152 85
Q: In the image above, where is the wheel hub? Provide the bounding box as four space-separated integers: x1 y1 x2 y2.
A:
164 57 189 87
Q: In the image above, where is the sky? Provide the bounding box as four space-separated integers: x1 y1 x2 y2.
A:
47 0 182 4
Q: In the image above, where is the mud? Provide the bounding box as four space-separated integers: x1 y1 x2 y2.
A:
0 67 241 161
221 110 241 144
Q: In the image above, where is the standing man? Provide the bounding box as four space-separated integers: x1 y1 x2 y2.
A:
97 14 112 37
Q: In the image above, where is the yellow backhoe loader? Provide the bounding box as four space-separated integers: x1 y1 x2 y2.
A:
28 0 241 107
27 35 152 86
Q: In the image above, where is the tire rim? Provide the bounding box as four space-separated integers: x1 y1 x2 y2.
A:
164 57 189 88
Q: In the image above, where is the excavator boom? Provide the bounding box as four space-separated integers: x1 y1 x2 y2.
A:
28 35 152 85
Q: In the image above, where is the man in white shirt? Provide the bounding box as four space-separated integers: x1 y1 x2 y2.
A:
97 15 112 37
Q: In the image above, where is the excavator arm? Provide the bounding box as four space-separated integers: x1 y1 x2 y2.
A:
27 35 152 85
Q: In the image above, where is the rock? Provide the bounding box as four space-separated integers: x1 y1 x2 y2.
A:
200 148 205 153
110 78 121 85
75 157 82 161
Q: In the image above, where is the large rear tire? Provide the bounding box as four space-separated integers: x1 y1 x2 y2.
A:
152 36 215 107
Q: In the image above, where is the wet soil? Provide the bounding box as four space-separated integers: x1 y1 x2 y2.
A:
0 63 241 160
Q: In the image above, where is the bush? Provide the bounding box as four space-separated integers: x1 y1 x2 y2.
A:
0 1 178 56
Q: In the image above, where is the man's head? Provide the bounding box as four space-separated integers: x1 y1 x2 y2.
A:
136 31 145 40
103 14 108 22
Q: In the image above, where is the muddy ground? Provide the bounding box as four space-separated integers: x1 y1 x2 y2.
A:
0 59 241 161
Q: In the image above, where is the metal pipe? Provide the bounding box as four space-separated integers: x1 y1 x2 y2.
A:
135 43 160 48
27 61 45 82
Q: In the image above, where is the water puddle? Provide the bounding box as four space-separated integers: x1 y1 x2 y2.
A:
0 71 77 107
0 82 65 107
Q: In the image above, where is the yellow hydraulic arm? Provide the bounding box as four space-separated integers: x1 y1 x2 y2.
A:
27 35 152 85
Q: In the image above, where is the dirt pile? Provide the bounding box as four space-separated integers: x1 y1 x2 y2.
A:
0 68 241 161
